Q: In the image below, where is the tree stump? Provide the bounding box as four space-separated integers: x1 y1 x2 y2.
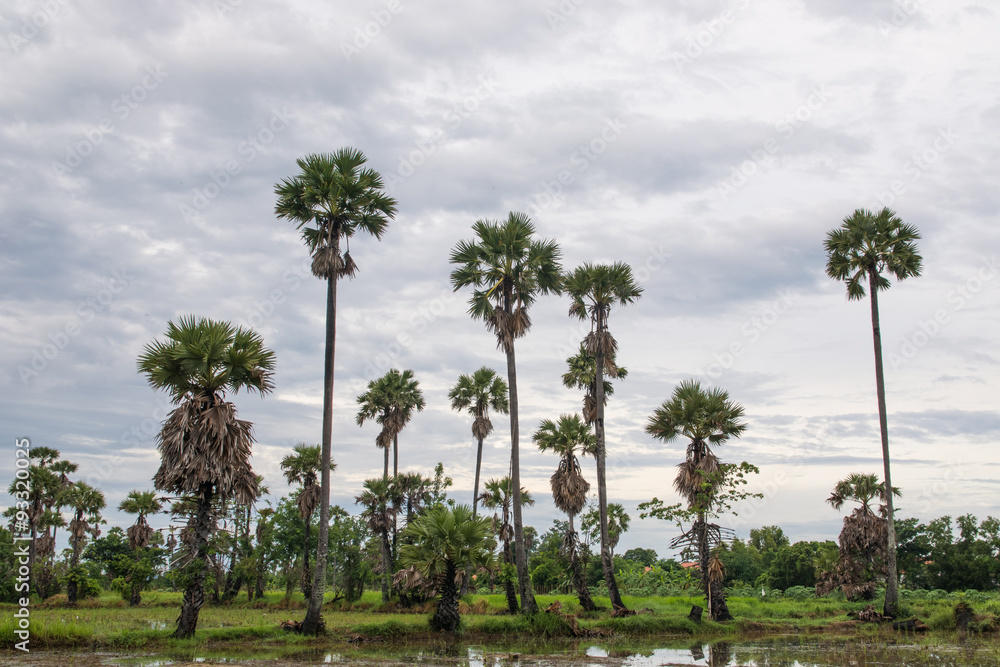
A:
688 605 703 622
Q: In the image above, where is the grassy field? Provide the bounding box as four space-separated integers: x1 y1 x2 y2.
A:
2 589 998 651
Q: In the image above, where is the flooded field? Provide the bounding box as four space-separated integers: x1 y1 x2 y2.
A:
5 636 1000 667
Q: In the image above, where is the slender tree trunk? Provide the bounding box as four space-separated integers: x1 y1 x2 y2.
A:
175 485 213 639
473 435 484 518
393 433 399 479
568 514 596 611
67 529 81 604
868 268 899 617
593 342 626 611
503 540 519 614
302 264 339 634
301 514 311 600
506 343 537 614
383 442 389 481
380 529 391 603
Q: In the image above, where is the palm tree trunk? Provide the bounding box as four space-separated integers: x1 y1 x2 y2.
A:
431 560 461 632
67 526 81 604
593 343 626 611
393 433 399 479
868 268 899 617
302 265 339 634
506 343 538 614
568 514 596 611
175 485 213 639
380 529 391 603
301 513 312 600
473 435 484 518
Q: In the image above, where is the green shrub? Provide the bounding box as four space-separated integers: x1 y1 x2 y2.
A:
783 586 813 600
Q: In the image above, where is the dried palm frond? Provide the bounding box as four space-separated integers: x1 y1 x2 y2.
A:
550 457 589 516
472 415 493 441
127 516 155 550
583 330 618 358
296 484 321 520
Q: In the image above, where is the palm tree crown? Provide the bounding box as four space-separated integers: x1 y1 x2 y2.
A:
645 379 747 508
824 207 922 299
275 149 397 280
356 369 425 478
827 472 901 515
533 414 596 516
449 212 562 352
449 366 509 441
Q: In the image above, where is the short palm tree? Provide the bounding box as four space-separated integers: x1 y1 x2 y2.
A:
533 414 597 611
356 477 402 602
280 443 334 600
63 481 105 604
399 505 495 632
356 369 425 480
448 367 509 517
563 261 642 611
826 472 902 601
275 148 397 635
824 207 921 616
138 315 275 638
118 490 163 605
478 476 534 613
450 212 562 614
645 379 746 621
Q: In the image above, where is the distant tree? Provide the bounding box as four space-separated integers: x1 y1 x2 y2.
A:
280 443 334 599
117 490 163 605
63 481 106 604
622 548 659 568
478 476 533 613
356 477 402 602
356 369 425 479
748 526 789 570
449 367 509 518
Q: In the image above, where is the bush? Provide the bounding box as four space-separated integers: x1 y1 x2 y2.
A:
783 586 813 600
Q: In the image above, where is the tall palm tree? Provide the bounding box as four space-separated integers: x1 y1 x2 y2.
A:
63 481 105 604
356 477 402 602
395 471 433 527
533 414 597 611
281 443 334 600
563 261 642 611
645 379 746 621
450 212 562 614
275 148 397 635
478 476 534 613
824 207 921 616
118 490 163 605
356 369 425 480
399 505 495 632
448 367 509 518
137 315 275 638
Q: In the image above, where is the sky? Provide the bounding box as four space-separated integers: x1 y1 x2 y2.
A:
1 0 998 559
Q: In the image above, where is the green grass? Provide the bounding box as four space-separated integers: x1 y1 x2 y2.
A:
2 588 997 651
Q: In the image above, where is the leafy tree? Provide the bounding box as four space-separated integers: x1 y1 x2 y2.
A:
581 502 630 559
824 207 922 616
328 506 370 602
766 541 836 590
449 367 509 517
117 490 163 605
748 526 789 571
563 261 641 612
622 548 659 568
63 481 105 603
280 443 334 599
478 476 534 613
399 505 495 632
450 212 562 614
643 380 754 621
356 369 425 479
275 148 397 635
826 472 901 601
356 477 402 602
533 414 597 610
715 539 762 587
562 346 628 426
137 315 275 638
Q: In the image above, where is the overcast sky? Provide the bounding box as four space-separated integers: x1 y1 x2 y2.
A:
2 0 998 558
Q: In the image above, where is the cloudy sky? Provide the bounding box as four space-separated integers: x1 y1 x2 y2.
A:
2 0 998 557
